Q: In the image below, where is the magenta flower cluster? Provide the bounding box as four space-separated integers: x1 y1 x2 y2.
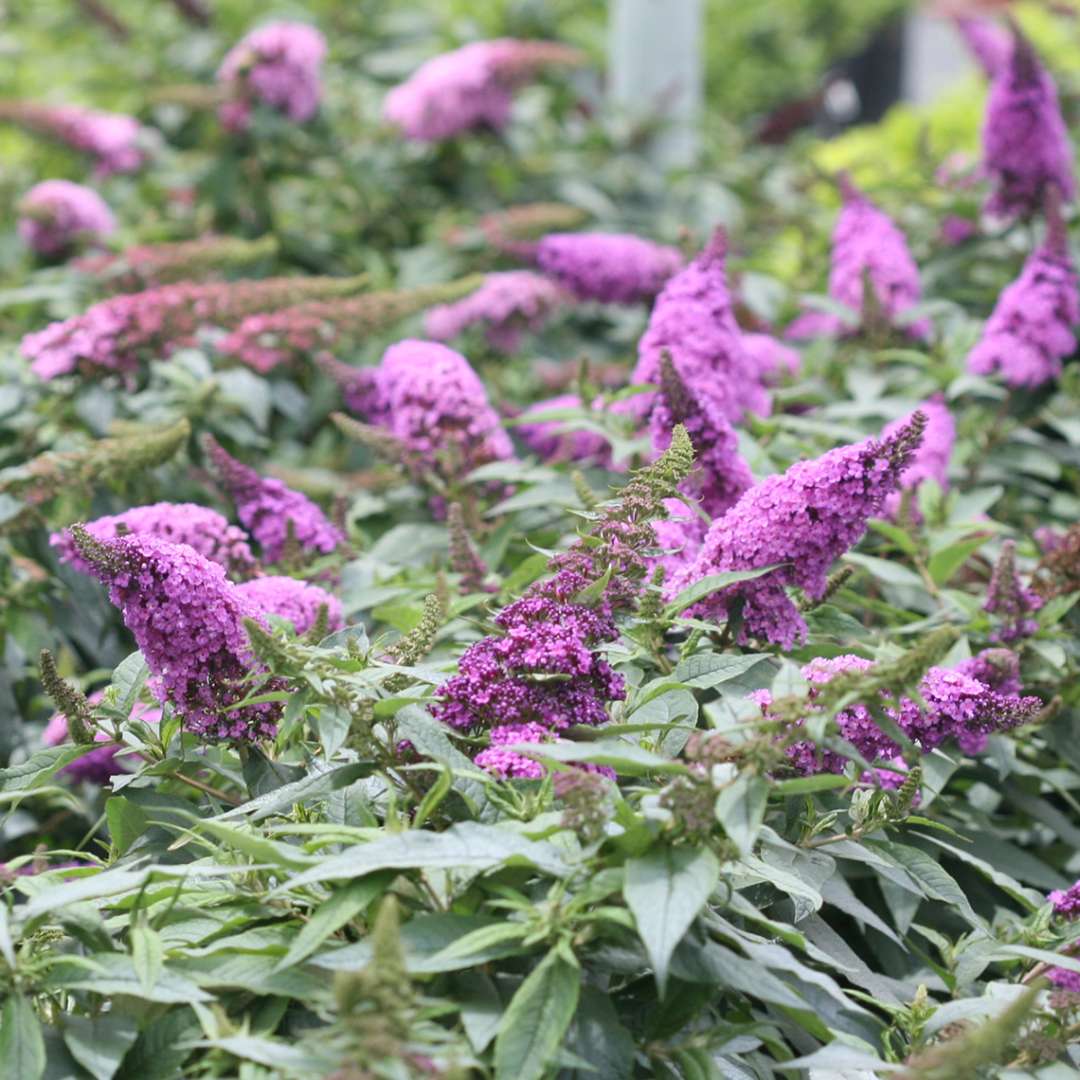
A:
514 394 612 466
631 231 770 422
882 398 955 519
234 575 343 636
52 502 256 577
740 331 801 385
433 569 625 778
955 17 1011 78
984 540 1043 642
18 180 115 258
383 38 582 142
755 650 1041 776
967 223 1079 388
1050 880 1080 920
645 365 752 578
424 272 569 353
982 33 1076 218
353 340 513 481
786 177 928 341
535 232 684 305
649 372 752 522
22 278 324 381
24 103 148 176
206 437 344 565
666 415 924 648
217 21 327 133
81 533 283 742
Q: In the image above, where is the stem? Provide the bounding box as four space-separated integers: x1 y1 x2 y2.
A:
171 770 243 806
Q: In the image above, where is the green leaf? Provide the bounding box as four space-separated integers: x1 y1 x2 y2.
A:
843 552 925 590
429 921 530 966
47 954 213 1004
512 739 686 776
672 653 773 690
624 845 720 995
111 652 150 715
867 518 919 555
927 534 988 586
131 923 163 994
662 566 781 617
772 774 851 795
0 745 95 795
63 1011 139 1080
191 817 314 870
912 833 1042 911
217 762 376 822
1038 592 1080 628
567 985 636 1080
196 1036 320 1071
276 874 390 971
241 746 306 797
275 822 569 893
493 949 581 1080
106 797 149 857
715 775 768 856
0 995 45 1080
312 914 524 975
115 1008 200 1080
866 840 983 929
453 972 503 1054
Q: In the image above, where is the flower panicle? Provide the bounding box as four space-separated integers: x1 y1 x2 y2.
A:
22 276 368 380
386 594 445 670
78 234 277 293
447 503 495 594
331 412 414 467
219 276 482 373
39 649 94 746
817 626 960 713
1 418 190 513
463 201 588 256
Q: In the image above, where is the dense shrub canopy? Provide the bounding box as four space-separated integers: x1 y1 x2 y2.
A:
4 3 1080 1079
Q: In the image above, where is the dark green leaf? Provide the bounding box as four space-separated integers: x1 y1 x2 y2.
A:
493 949 581 1080
0 995 45 1080
624 846 720 995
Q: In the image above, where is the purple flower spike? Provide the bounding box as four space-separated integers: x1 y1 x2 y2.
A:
632 229 769 422
982 28 1075 219
882 397 955 519
984 540 1043 642
384 39 584 142
756 652 1040 776
52 502 256 578
70 529 282 743
1049 880 1080 920
235 576 343 636
357 340 514 482
666 413 926 648
786 175 928 342
0 101 149 176
955 17 1011 78
19 180 114 258
967 201 1079 388
217 22 327 132
424 272 569 353
205 437 344 565
535 231 684 305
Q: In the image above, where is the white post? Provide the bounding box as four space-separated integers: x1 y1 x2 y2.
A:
609 0 703 169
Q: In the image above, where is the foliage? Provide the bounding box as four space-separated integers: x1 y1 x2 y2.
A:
2 2 1080 1079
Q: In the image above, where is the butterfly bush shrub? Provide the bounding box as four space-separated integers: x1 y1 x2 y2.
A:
3 5 1080 1079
